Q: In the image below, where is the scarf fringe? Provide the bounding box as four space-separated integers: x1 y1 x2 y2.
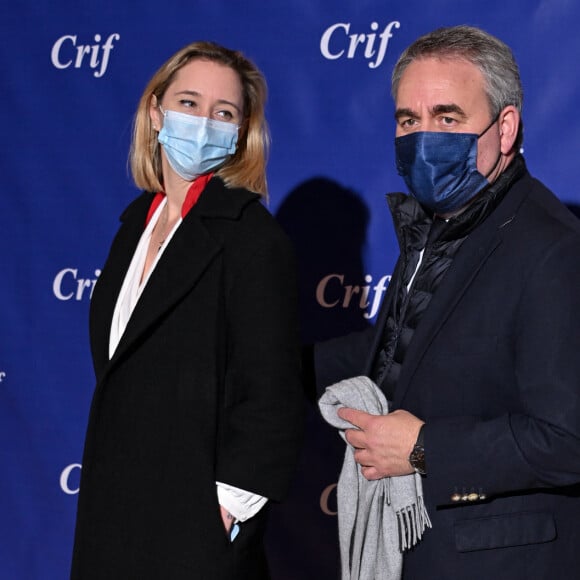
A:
396 495 432 552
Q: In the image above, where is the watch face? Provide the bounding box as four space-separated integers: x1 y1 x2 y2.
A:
410 445 426 474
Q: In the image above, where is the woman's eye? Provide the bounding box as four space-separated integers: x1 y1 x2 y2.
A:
179 99 196 108
216 110 234 121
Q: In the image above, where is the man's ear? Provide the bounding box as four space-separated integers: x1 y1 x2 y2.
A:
498 105 520 155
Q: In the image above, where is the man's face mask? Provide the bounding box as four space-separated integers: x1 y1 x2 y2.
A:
157 107 239 181
394 116 499 214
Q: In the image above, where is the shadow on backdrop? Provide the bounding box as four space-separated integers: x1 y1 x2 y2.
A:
265 177 373 580
276 176 372 343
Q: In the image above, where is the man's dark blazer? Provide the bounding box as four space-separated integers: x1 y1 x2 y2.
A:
71 177 304 580
316 168 580 579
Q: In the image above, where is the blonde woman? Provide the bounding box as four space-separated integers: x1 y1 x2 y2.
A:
71 41 303 580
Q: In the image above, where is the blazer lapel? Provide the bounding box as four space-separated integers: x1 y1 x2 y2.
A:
393 182 527 406
394 232 501 405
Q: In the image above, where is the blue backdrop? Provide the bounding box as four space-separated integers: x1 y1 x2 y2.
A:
1 1 579 578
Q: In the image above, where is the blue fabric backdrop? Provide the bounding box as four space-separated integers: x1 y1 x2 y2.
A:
1 1 579 577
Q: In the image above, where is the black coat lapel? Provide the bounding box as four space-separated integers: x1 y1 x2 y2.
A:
92 177 259 384
90 193 153 376
106 211 221 373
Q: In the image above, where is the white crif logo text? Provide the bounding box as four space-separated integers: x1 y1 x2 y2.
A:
53 268 101 301
320 21 401 69
316 273 391 320
60 463 82 495
51 33 120 78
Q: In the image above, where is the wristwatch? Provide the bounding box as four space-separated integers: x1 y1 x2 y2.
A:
409 424 426 475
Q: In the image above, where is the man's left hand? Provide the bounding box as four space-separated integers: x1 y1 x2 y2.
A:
338 407 424 480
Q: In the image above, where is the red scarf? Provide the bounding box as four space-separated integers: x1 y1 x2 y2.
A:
145 172 213 226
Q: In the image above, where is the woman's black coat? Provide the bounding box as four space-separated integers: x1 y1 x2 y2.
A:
71 177 304 579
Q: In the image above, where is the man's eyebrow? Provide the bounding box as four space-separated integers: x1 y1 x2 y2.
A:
395 104 468 121
431 103 467 118
394 107 418 121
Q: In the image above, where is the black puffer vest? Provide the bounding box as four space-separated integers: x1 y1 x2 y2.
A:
371 156 526 400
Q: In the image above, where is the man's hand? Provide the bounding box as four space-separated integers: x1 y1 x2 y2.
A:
338 407 424 479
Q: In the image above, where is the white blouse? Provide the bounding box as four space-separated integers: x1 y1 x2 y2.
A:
108 196 266 525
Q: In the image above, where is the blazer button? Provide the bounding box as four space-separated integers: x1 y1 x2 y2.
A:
451 492 461 502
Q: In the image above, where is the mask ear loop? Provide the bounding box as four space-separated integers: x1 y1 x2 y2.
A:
478 113 502 179
477 113 500 138
484 150 502 179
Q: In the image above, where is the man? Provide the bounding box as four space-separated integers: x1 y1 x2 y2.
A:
315 25 580 579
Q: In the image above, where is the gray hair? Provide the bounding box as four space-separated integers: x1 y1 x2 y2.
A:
392 25 523 145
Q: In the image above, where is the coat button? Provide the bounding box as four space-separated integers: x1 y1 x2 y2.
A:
467 493 479 501
451 493 461 502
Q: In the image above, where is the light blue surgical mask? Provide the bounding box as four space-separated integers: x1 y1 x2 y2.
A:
394 116 499 214
157 107 238 181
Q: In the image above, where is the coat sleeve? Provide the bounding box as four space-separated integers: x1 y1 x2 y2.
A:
313 327 376 395
426 230 580 505
215 223 304 502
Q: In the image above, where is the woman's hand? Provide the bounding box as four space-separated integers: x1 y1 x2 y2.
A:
219 505 234 533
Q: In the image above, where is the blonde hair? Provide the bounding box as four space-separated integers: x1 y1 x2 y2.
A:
130 41 270 197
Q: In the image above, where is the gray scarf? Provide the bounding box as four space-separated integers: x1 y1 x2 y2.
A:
318 376 431 580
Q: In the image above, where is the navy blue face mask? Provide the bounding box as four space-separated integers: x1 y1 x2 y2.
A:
395 116 499 214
